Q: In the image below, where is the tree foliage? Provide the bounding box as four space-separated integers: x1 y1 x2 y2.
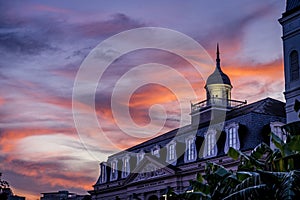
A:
0 173 9 200
177 100 300 200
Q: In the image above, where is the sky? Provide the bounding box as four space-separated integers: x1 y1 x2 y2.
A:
0 0 286 199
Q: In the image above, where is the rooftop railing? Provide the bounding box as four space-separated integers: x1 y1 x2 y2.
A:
191 98 247 113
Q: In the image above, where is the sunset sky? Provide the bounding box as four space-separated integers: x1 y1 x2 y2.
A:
0 0 286 199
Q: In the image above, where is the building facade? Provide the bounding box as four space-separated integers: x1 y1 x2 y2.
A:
89 45 286 200
40 191 87 200
279 0 300 123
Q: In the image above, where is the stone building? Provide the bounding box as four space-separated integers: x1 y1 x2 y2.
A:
89 1 300 199
89 45 286 200
279 0 300 123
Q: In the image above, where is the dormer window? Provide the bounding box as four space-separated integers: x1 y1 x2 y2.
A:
136 150 145 165
151 145 160 158
270 122 286 150
122 155 130 178
224 123 240 153
169 144 175 160
185 137 196 162
110 159 118 181
166 141 177 164
204 129 217 158
99 162 107 184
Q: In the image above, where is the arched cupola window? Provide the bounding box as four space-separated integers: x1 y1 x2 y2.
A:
290 50 299 81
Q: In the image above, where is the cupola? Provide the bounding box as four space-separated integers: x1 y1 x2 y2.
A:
205 44 232 106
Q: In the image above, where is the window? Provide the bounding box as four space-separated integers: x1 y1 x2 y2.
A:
136 150 145 165
152 146 160 158
169 144 175 160
110 160 118 181
290 50 299 81
185 137 196 162
270 122 286 150
166 142 176 164
224 123 240 153
122 156 130 178
100 162 107 183
207 134 215 156
204 130 217 157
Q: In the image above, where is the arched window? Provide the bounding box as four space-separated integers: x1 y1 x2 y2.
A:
188 138 196 160
151 145 160 158
224 123 240 153
166 141 177 164
207 134 215 155
136 150 145 165
99 162 107 183
185 137 196 162
290 50 299 81
168 143 175 160
110 159 118 181
122 155 130 178
204 129 217 158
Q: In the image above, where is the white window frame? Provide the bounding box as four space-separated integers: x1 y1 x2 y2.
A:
136 150 145 165
99 162 107 183
270 122 286 150
166 141 177 164
151 145 160 158
224 123 240 153
204 129 217 158
110 159 118 181
185 136 196 163
122 155 130 178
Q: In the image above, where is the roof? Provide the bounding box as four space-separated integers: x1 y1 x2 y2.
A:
226 97 286 119
206 68 231 86
110 97 285 159
206 44 231 86
287 0 300 12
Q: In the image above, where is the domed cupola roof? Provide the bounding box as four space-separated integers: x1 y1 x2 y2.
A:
206 44 232 87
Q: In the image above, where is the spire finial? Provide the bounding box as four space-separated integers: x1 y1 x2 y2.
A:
216 43 221 70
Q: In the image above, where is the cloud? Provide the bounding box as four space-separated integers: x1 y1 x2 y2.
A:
0 1 286 200
76 13 146 38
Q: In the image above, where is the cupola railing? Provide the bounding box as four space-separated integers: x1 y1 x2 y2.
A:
191 98 247 113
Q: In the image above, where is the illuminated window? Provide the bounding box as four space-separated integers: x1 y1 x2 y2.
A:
185 137 196 162
224 123 240 153
110 159 118 181
229 127 237 147
204 130 217 157
167 142 176 163
122 156 130 178
290 50 299 81
207 134 215 156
